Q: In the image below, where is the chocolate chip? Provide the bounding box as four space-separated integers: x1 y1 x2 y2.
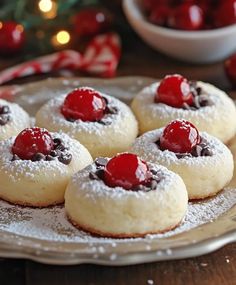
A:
95 169 104 180
196 87 202 95
191 145 203 157
201 147 213 157
0 114 10 125
50 150 58 157
150 168 158 175
66 117 76 122
11 154 20 161
1 106 10 114
95 157 108 167
176 153 192 159
150 180 159 190
98 119 111 125
58 153 72 165
89 172 100 180
46 155 56 161
133 184 146 191
106 106 118 115
53 138 62 146
198 95 213 107
56 143 66 151
32 153 45 161
102 96 109 104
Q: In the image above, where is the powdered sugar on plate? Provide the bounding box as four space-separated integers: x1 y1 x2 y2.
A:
0 187 235 243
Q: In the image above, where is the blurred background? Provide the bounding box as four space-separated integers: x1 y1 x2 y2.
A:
0 0 236 90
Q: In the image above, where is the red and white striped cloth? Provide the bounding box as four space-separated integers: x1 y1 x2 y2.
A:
0 33 121 86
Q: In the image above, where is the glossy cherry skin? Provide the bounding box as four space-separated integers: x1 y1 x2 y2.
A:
149 4 170 26
61 88 106 122
74 8 111 37
225 53 236 86
0 21 25 55
12 128 54 160
214 0 236 28
156 74 194 108
104 153 150 190
168 3 204 30
160 120 200 153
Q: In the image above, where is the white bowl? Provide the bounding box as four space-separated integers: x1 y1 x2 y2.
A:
123 0 236 63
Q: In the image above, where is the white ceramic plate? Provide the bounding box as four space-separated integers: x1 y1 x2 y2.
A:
0 76 235 266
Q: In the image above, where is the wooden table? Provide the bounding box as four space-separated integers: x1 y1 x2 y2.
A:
0 13 236 285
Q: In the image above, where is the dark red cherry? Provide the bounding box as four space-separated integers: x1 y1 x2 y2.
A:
214 0 236 28
12 127 54 160
160 120 200 153
104 153 149 190
149 4 170 26
168 3 204 30
74 8 111 37
156 74 194 108
225 53 236 86
0 21 25 55
61 87 106 122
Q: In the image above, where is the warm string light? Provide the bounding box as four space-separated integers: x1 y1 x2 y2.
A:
51 30 71 47
38 0 57 19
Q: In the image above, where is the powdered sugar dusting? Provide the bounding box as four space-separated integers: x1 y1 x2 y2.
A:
0 132 87 182
0 187 235 243
70 161 178 200
131 129 231 167
36 93 133 137
136 81 232 125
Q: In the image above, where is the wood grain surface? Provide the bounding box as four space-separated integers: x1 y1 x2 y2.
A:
0 3 236 285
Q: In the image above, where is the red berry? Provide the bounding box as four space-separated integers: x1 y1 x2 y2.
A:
61 88 106 122
214 0 236 27
160 120 200 153
74 9 111 37
156 74 194 108
225 53 236 86
168 3 204 30
0 21 25 55
149 4 170 26
104 153 149 190
12 128 54 160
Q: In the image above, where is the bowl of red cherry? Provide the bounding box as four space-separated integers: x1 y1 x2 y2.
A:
123 0 236 63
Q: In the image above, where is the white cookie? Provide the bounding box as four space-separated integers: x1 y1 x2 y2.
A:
131 82 236 143
36 92 138 158
0 99 30 141
0 132 93 207
65 161 188 238
131 129 234 200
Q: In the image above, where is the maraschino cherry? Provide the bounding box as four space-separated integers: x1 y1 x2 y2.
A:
160 120 200 153
0 21 25 55
214 0 236 28
104 153 150 190
168 3 203 30
61 87 106 122
156 74 194 108
12 127 54 160
74 8 111 37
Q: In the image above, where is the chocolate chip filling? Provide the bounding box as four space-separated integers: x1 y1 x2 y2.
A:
156 137 213 159
0 105 11 126
182 81 214 110
12 138 72 165
89 157 163 192
65 96 118 126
